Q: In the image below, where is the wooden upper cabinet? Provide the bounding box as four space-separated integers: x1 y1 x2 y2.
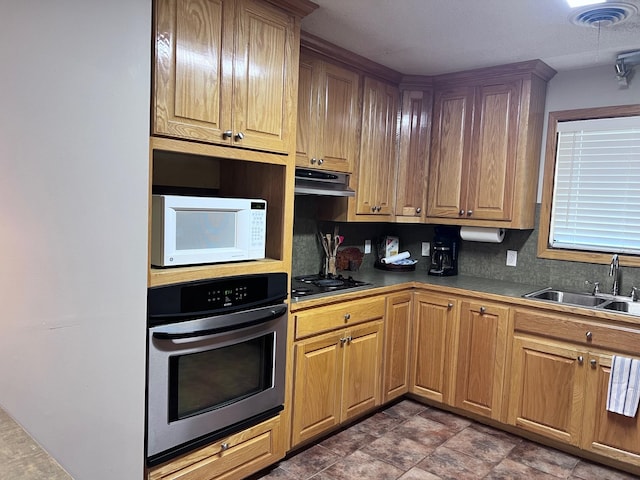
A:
355 76 399 219
296 52 361 172
395 89 432 222
428 82 519 223
427 61 555 228
153 0 299 153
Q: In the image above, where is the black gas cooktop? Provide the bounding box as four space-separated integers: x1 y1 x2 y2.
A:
291 274 370 298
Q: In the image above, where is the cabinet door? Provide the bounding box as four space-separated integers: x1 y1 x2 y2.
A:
296 57 360 172
342 321 384 421
291 332 343 446
295 54 319 167
427 86 474 219
508 336 586 446
383 293 412 402
395 89 432 220
153 0 233 144
356 77 399 217
455 300 509 420
233 0 295 153
317 62 361 172
410 292 458 404
466 81 520 221
582 353 640 466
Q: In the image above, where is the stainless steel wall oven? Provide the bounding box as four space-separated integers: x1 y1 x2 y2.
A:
146 273 288 466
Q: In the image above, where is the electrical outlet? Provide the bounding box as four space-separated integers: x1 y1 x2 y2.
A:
364 239 372 254
506 250 518 267
421 242 430 256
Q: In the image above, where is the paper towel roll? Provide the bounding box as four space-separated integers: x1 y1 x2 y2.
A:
460 227 505 243
381 251 411 264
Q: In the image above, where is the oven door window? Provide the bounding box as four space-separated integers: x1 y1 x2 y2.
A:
168 333 274 421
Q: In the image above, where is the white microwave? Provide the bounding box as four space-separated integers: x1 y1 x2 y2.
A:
151 195 267 267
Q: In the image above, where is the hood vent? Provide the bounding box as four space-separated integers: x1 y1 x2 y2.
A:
569 2 638 27
294 168 355 197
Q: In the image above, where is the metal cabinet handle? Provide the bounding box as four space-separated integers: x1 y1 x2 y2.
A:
346 336 353 343
377 206 382 212
222 130 233 139
340 337 347 345
416 207 422 214
586 331 593 341
447 303 453 309
220 442 229 452
479 306 486 314
590 359 597 368
578 356 584 364
234 132 244 141
467 210 473 216
317 158 324 165
371 206 376 212
310 158 317 164
459 209 465 216
344 313 351 321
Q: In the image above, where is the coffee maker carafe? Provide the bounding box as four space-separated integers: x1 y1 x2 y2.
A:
428 236 458 276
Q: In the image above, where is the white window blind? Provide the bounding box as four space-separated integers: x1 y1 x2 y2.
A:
550 115 640 255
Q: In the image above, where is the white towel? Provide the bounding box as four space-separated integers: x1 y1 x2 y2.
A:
606 355 640 417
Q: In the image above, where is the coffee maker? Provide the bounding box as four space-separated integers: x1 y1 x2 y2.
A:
428 228 459 276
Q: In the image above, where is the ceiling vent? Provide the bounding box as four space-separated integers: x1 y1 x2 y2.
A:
569 2 638 27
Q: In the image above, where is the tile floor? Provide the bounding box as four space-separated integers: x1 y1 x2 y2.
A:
250 399 639 480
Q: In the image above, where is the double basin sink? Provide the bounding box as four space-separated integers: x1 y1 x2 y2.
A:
524 287 640 316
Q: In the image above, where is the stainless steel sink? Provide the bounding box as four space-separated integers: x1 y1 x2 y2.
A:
524 287 640 317
600 301 640 316
524 288 608 307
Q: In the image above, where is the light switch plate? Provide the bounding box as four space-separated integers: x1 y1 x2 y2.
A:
364 240 372 254
421 242 430 256
506 250 518 267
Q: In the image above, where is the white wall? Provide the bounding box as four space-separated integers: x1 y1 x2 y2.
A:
0 2 150 479
538 64 640 201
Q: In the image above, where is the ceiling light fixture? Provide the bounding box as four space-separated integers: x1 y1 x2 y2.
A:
566 0 605 8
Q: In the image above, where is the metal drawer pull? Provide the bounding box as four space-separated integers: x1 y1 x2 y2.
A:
590 359 597 368
220 442 229 452
479 306 486 314
585 331 593 341
222 130 233 139
344 313 351 320
447 303 453 309
577 356 584 364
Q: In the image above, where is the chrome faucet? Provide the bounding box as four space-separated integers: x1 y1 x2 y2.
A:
609 254 620 296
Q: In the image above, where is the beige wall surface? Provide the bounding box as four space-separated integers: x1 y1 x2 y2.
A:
0 1 151 479
537 65 640 201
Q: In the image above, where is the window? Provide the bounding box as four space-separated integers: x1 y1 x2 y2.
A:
538 105 640 266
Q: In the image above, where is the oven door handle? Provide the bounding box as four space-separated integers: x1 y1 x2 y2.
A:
151 304 287 339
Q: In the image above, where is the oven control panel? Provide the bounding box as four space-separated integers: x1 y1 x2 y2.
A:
147 273 288 324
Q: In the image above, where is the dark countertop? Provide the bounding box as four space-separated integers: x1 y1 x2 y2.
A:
291 270 542 305
289 270 640 327
0 407 71 479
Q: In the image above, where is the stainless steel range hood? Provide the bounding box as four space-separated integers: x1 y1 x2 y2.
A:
294 168 355 197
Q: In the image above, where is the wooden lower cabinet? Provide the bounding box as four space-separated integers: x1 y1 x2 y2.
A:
383 292 413 402
291 320 384 446
147 415 284 480
582 353 640 467
454 300 510 420
508 336 586 445
410 291 458 404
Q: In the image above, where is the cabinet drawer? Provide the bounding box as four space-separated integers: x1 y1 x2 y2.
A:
514 309 640 355
148 416 282 480
295 297 385 339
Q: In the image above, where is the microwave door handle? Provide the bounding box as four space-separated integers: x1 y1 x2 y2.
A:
152 304 287 340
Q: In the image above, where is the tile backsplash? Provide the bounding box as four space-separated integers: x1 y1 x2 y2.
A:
292 197 640 293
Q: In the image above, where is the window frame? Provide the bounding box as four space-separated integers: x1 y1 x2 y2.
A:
538 104 640 266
